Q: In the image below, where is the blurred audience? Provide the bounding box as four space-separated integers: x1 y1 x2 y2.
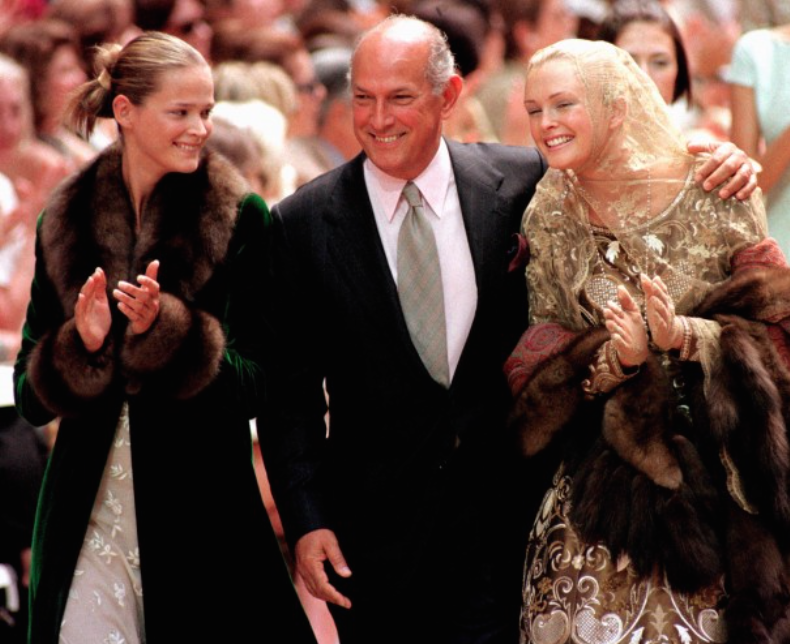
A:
206 116 268 196
0 52 53 644
598 0 698 135
738 0 790 31
0 19 98 166
0 55 68 362
285 46 359 181
312 46 359 164
728 21 790 255
670 0 739 139
599 0 691 106
413 0 499 142
135 0 214 61
476 0 578 145
47 0 139 69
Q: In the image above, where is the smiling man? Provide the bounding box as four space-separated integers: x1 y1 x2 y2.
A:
260 15 757 644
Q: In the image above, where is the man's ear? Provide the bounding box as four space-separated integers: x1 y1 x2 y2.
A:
440 74 464 119
112 94 133 128
609 96 627 130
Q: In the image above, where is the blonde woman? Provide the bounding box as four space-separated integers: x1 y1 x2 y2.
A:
508 39 790 644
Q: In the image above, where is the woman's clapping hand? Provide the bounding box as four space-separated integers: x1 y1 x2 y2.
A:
76 260 161 351
114 260 161 335
642 274 684 351
604 285 649 367
75 267 112 353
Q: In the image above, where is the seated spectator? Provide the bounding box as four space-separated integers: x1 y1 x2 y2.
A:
0 55 68 361
47 0 139 69
135 0 213 61
477 0 578 145
0 19 97 167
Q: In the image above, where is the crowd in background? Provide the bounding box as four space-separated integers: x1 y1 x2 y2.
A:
1 0 788 641
1 0 788 357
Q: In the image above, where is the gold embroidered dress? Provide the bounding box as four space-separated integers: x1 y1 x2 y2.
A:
520 171 765 644
508 40 785 644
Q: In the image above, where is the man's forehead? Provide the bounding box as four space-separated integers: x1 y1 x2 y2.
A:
352 32 430 78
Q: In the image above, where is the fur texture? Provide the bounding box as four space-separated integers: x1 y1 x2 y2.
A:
603 357 682 489
27 145 246 415
508 327 607 455
512 265 790 638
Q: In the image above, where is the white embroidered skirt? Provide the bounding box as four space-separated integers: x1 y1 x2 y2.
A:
60 403 145 644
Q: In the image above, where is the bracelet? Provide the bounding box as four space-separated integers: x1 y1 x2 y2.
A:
678 316 692 361
581 340 639 399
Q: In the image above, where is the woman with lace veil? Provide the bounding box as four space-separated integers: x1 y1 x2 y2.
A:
507 39 790 644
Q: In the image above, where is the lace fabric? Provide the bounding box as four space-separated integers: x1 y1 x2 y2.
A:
518 40 771 644
522 40 767 332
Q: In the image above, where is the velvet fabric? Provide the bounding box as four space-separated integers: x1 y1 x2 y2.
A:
14 145 316 643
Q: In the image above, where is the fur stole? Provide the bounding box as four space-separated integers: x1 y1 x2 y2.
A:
27 144 248 416
510 266 790 641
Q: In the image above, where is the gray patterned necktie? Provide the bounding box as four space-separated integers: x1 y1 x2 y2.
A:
397 182 450 387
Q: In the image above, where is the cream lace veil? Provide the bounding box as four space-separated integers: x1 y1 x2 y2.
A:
522 39 764 330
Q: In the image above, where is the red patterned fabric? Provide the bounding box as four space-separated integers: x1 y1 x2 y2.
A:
767 324 790 371
506 241 790 396
731 237 788 271
504 323 578 395
732 239 790 370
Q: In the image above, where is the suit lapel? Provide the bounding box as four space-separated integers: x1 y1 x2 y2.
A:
323 145 513 386
447 141 512 384
449 141 511 309
322 156 420 356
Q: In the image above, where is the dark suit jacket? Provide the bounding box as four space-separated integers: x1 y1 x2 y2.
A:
261 140 547 600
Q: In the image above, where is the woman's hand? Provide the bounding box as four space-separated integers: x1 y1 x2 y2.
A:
113 260 160 335
642 275 684 351
75 267 112 352
603 285 649 367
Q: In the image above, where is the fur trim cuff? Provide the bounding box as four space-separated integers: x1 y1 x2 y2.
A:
27 319 115 416
121 297 225 399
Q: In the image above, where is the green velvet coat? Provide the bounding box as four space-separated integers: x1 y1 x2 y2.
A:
13 146 316 643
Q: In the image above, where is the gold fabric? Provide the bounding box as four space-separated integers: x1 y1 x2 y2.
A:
523 40 767 333
521 469 728 644
525 167 766 332
519 39 770 644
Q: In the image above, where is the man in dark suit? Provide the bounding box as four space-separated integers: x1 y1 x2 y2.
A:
260 15 757 644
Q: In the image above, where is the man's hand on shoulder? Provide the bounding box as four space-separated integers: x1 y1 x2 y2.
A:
295 528 353 609
688 139 758 201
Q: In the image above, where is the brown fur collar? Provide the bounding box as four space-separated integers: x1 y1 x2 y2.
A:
695 265 790 324
508 327 607 456
40 143 247 314
27 145 247 414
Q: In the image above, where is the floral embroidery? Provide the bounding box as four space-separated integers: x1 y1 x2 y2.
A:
521 472 728 644
104 630 126 644
114 582 126 607
60 404 144 643
126 548 140 569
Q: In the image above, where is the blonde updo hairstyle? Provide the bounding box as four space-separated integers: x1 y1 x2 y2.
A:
66 31 205 137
